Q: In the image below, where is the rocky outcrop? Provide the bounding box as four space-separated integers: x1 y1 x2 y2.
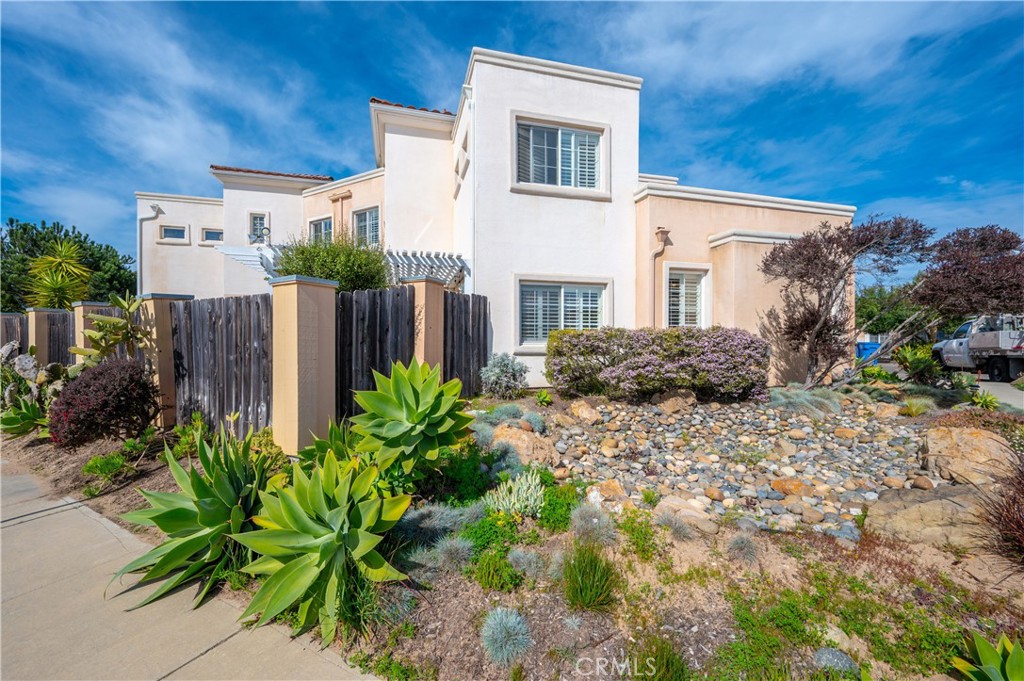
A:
863 485 985 549
922 427 1011 485
491 423 559 466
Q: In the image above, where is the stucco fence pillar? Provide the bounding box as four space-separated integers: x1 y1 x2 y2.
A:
71 301 108 365
405 276 446 370
270 276 338 455
139 293 194 428
25 308 56 365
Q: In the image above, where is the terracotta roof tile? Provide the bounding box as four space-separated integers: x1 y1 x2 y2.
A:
369 97 454 116
209 165 334 182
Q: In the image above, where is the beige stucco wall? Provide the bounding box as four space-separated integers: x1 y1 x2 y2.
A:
383 125 455 253
137 194 228 298
302 170 385 244
635 191 856 383
222 181 305 246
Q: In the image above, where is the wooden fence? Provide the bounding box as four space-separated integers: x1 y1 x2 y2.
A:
0 313 28 353
336 286 417 418
443 291 490 397
170 294 273 437
46 311 75 366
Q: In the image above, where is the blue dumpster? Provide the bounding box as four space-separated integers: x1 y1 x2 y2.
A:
856 342 881 365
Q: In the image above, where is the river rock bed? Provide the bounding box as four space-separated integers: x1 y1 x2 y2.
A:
549 398 932 540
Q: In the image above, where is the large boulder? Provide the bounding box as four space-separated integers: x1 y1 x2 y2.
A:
586 479 635 514
652 389 696 415
863 485 985 549
491 423 559 466
570 400 603 425
922 427 1012 485
653 494 720 534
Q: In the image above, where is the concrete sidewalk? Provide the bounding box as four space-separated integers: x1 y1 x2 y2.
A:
1 464 374 680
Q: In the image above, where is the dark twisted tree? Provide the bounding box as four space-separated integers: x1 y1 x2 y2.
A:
759 216 933 386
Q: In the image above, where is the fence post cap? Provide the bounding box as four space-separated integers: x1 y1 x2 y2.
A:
71 301 110 308
399 275 448 285
140 293 195 301
268 275 339 289
24 307 65 313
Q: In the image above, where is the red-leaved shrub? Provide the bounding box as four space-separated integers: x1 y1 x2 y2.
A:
49 359 160 448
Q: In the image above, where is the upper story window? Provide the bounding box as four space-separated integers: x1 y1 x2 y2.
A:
249 213 269 243
668 270 704 328
353 207 380 246
201 228 224 242
310 217 332 242
520 283 604 344
160 225 186 240
516 123 600 190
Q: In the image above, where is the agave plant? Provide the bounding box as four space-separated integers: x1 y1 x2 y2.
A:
349 358 473 493
952 631 1023 681
111 429 277 608
296 420 359 469
0 397 49 437
231 450 411 644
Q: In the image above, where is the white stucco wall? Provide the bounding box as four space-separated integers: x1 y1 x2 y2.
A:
465 54 642 383
382 123 455 253
137 193 227 299
221 182 306 247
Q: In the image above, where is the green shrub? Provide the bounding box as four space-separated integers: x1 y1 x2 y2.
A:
231 451 411 643
900 396 937 417
461 512 518 556
950 372 978 390
250 427 287 472
171 412 210 460
474 549 523 592
480 353 529 400
418 445 492 504
563 541 619 611
82 452 133 487
113 429 276 608
538 484 579 532
274 233 390 293
618 508 660 562
481 607 532 667
860 365 900 383
641 488 660 507
485 469 544 518
893 345 941 385
535 389 553 407
630 634 690 681
970 390 1001 411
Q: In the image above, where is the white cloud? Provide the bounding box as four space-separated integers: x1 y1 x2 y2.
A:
859 180 1024 237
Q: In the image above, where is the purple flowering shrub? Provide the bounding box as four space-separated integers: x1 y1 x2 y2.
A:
546 327 769 402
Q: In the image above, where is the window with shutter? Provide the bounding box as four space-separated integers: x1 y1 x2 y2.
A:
668 271 704 328
520 283 604 344
516 123 601 190
353 208 380 246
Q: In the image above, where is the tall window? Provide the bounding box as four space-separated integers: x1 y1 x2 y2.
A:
353 207 380 246
310 217 332 242
520 283 603 344
516 124 600 189
249 213 268 243
668 271 704 328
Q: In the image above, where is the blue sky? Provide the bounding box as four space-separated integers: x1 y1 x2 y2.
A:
2 1 1022 278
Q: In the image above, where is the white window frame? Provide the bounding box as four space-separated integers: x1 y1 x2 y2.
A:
351 206 381 247
663 262 712 329
198 228 224 246
308 215 333 242
248 211 270 244
157 224 189 245
513 274 614 355
509 111 611 202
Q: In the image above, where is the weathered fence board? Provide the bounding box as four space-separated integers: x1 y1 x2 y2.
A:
45 311 75 366
443 291 490 397
336 286 416 419
170 294 272 437
0 314 28 353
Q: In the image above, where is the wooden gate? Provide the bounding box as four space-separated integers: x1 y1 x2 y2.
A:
170 294 273 437
45 311 75 366
0 314 28 353
443 291 490 397
336 286 416 418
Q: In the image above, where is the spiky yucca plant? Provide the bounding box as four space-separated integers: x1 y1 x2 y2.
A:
112 429 277 608
231 451 410 644
349 358 473 493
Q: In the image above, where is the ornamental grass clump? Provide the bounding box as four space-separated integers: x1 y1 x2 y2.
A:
570 503 616 546
433 535 473 573
899 396 937 417
563 541 619 612
481 607 532 666
507 548 546 580
521 411 546 434
979 446 1024 576
546 326 770 402
726 533 759 565
656 510 693 542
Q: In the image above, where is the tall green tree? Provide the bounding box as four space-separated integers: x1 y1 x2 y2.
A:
1 218 135 312
855 283 919 335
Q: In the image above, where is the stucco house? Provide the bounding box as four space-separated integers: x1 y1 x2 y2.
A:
137 48 856 384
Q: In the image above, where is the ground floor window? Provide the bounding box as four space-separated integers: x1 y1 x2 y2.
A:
249 213 269 243
310 217 332 242
520 282 604 344
668 270 704 328
353 207 380 246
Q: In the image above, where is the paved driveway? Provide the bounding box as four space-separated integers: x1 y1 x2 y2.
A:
1 463 373 680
